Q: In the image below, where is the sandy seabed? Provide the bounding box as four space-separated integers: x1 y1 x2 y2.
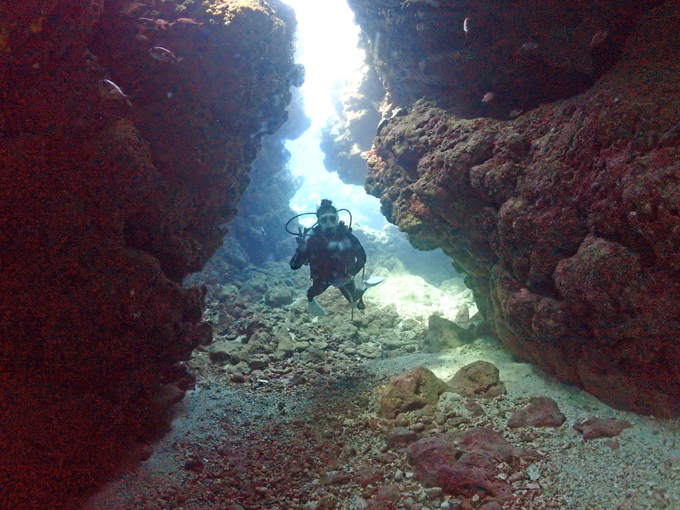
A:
84 259 680 510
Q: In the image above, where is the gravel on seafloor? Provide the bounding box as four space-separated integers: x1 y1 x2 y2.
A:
82 259 680 510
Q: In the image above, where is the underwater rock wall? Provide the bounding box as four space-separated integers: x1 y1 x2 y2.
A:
0 0 298 507
228 88 311 265
349 0 680 417
320 64 384 185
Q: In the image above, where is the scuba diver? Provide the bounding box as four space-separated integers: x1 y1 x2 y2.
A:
289 199 368 317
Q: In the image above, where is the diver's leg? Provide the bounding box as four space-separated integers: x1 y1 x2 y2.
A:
307 280 329 301
306 280 328 316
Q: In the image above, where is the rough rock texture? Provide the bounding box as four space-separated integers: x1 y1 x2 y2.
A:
447 360 506 399
407 427 534 500
320 64 384 185
573 416 633 441
349 0 680 417
507 396 566 429
385 426 419 447
228 87 311 264
423 314 476 352
378 365 450 419
349 0 660 118
0 0 299 507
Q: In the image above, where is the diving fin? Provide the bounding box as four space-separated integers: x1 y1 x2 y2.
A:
307 299 325 317
362 276 386 291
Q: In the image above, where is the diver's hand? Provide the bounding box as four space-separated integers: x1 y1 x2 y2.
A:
296 236 307 251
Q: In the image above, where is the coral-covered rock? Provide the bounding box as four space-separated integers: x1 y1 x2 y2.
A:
378 366 450 419
0 0 299 506
507 397 566 429
349 0 657 118
447 361 506 399
573 417 633 441
354 0 680 417
407 428 534 500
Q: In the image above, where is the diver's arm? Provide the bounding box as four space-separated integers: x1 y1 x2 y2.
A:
290 239 309 270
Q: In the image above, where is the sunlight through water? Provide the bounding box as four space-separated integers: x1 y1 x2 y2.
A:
284 0 387 230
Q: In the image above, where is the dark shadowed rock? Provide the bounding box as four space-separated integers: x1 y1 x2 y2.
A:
507 396 566 428
153 383 187 408
447 361 506 399
247 353 271 370
423 315 476 352
378 366 450 419
209 340 244 364
385 427 419 448
573 417 633 441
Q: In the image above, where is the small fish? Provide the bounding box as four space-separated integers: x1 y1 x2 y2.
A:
590 30 609 47
463 17 470 37
519 42 538 52
482 92 495 104
98 79 132 106
149 46 183 63
138 17 173 30
508 109 524 118
172 18 204 27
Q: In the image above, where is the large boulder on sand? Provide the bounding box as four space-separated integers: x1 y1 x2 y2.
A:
407 427 536 500
378 366 450 419
447 361 506 399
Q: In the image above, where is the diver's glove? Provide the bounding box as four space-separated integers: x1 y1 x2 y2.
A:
296 236 307 251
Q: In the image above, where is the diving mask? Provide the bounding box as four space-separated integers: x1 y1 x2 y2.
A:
317 212 338 229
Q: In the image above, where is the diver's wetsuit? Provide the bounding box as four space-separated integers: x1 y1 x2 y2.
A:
290 223 367 307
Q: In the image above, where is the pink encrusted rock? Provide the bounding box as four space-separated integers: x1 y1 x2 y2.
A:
507 396 566 428
447 361 506 399
378 366 450 419
407 427 535 500
367 484 401 510
573 417 633 441
361 0 680 418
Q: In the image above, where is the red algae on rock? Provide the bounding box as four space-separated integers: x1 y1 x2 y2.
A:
353 0 680 418
0 0 300 507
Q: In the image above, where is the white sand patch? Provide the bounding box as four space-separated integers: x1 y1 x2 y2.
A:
364 273 478 324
